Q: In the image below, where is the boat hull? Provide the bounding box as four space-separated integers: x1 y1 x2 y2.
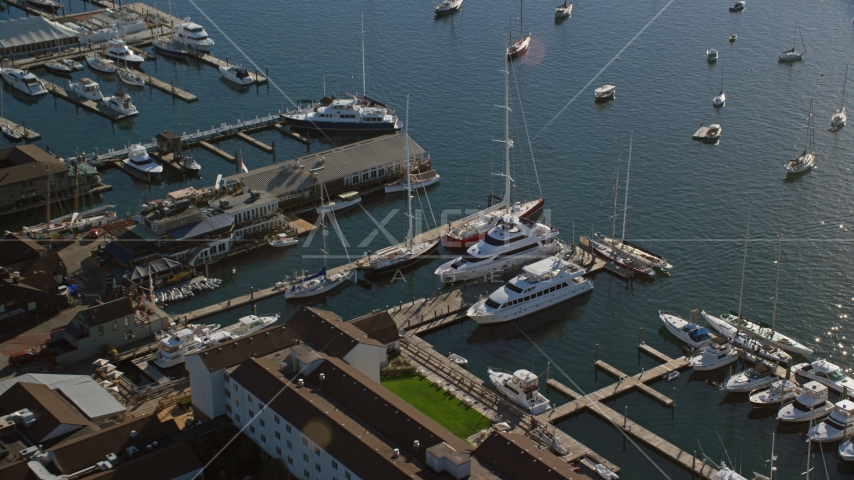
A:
588 238 655 277
284 274 347 299
507 35 531 59
777 403 833 423
283 115 400 133
384 173 440 193
468 280 592 325
436 240 561 283
441 197 545 249
363 240 440 276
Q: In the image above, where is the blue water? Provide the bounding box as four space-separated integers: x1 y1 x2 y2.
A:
5 0 854 477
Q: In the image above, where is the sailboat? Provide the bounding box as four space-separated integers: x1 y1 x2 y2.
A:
713 61 726 107
831 65 848 130
778 22 806 62
507 0 531 59
1 86 23 142
785 99 816 174
283 183 349 299
555 1 572 18
588 135 666 277
357 96 440 276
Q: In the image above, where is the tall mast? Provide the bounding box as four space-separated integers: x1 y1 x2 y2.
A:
770 201 783 334
736 203 753 321
322 184 328 268
503 36 511 210
769 433 777 480
719 61 725 94
519 0 523 38
842 65 849 110
74 162 79 214
361 12 366 99
620 132 633 243
804 99 812 152
45 164 50 224
405 95 412 247
611 136 621 239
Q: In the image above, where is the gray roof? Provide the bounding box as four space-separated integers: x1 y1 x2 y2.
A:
0 17 79 49
167 213 234 240
76 297 135 328
0 373 125 421
223 134 425 197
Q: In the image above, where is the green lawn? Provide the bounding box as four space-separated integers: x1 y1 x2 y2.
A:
381 375 490 442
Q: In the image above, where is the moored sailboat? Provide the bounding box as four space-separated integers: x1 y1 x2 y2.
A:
831 65 848 130
507 0 531 59
785 99 815 174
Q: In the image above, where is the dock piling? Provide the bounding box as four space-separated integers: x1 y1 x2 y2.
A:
638 327 643 345
595 344 599 363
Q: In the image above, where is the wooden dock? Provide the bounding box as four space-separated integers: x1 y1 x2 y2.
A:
275 123 310 145
0 117 40 141
143 73 198 102
199 141 236 162
40 77 130 122
692 123 721 143
197 53 267 84
237 131 273 153
1 0 59 18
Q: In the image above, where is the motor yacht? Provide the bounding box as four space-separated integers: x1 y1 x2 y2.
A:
488 367 550 414
659 311 714 349
68 78 103 101
103 93 138 117
839 438 854 461
221 314 279 336
28 0 60 10
701 310 812 355
154 36 189 58
219 65 253 85
467 253 593 325
442 199 545 249
283 267 348 299
123 144 163 177
793 359 854 396
282 95 402 132
1 68 48 96
725 363 778 393
594 85 616 102
384 170 440 193
179 156 201 172
154 324 232 368
749 379 799 407
172 18 215 53
807 399 854 442
86 56 116 73
689 336 739 371
105 36 145 66
777 381 834 423
435 215 561 283
728 0 745 12
268 233 298 248
316 191 361 214
434 0 462 16
555 1 572 18
701 311 792 364
707 49 719 63
118 67 145 87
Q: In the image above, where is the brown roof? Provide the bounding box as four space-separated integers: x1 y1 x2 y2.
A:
76 296 135 328
4 253 67 292
0 233 45 266
0 145 68 188
287 306 383 357
229 357 430 480
86 441 202 480
191 323 296 372
474 432 589 480
0 382 93 443
349 310 400 345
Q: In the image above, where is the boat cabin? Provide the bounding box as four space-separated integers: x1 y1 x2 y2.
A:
79 78 99 92
802 359 848 381
682 323 713 344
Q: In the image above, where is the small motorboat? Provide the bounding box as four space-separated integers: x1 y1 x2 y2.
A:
488 367 550 414
45 60 73 75
662 371 680 382
777 381 835 423
117 67 145 87
384 170 440 193
62 58 84 71
86 56 117 73
840 438 854 461
595 85 616 102
689 336 739 371
316 191 361 214
219 65 253 85
595 464 619 479
749 379 799 407
703 123 722 143
68 78 104 101
555 1 572 18
103 93 139 117
706 49 719 63
724 363 778 393
180 156 201 172
729 33 737 42
448 353 468 369
659 311 715 349
793 359 854 396
729 1 745 12
807 400 854 442
434 0 462 16
268 233 299 248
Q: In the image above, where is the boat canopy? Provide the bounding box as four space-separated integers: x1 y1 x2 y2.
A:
294 267 327 287
686 325 712 343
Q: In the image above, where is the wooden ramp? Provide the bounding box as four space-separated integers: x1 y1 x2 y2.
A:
0 116 39 141
199 141 236 162
132 357 170 385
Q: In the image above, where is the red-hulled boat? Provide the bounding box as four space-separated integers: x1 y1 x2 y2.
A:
441 197 545 249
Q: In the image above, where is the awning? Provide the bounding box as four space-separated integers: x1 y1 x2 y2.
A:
130 258 184 281
0 17 79 49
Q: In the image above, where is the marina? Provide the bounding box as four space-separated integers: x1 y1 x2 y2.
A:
0 116 39 140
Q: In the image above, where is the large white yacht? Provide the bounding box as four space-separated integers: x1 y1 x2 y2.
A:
105 35 145 66
103 93 138 116
435 215 561 283
749 379 799 408
659 311 714 349
154 324 233 368
68 78 103 101
701 311 791 364
467 253 592 325
793 359 854 396
123 144 163 177
173 18 215 53
777 381 834 423
689 336 739 371
0 68 48 97
724 363 778 393
702 310 812 355
282 95 402 133
488 367 550 414
807 399 854 442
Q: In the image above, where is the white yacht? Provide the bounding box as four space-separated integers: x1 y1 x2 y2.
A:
793 359 854 396
689 336 739 371
594 85 616 102
219 65 253 85
123 144 163 177
724 363 778 393
0 68 48 96
467 253 593 325
154 324 233 368
777 381 834 423
283 267 348 299
713 61 726 107
282 95 402 132
706 49 719 63
384 170 440 193
435 215 561 283
105 36 145 66
103 93 138 116
68 78 103 101
701 311 812 355
316 191 361 214
268 233 298 248
488 367 550 414
749 379 799 407
179 156 201 172
86 56 116 73
839 438 854 461
222 314 279 336
659 311 715 349
807 399 854 442
434 0 462 16
701 311 791 364
45 60 73 75
172 18 215 53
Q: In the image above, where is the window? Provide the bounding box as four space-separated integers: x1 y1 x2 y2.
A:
261 434 266 443
275 431 281 439
248 394 253 402
287 456 293 465
332 460 338 470
276 447 281 455
234 399 240 407
249 410 254 418
123 330 133 341
233 384 239 391
303 453 309 462
112 321 118 331
27 301 37 311
304 470 310 479
225 389 231 397
250 426 255 434
224 373 230 382
123 317 129 327
274 415 280 424
98 326 104 336
260 419 265 427
287 440 292 449
235 414 240 422
302 437 308 446
226 404 232 412
286 425 292 433
345 471 351 480
314 447 320 456
316 463 321 472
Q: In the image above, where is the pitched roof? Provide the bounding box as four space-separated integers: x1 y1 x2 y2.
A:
349 310 400 345
474 432 588 480
287 306 383 357
0 145 68 187
76 296 135 328
0 17 79 49
0 382 93 443
86 441 202 480
190 323 296 372
0 233 45 266
167 213 235 240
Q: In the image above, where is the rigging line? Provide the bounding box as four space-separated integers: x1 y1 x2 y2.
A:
510 323 673 479
534 0 678 139
510 61 542 198
418 180 439 232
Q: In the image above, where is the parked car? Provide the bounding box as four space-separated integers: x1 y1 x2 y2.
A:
9 350 40 366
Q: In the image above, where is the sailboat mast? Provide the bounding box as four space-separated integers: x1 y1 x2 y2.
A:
405 95 413 247
769 433 776 480
45 165 50 224
770 201 783 334
519 0 523 38
736 204 753 321
720 61 725 93
620 132 632 243
504 36 511 210
74 163 79 214
611 136 621 239
842 65 849 110
322 185 328 268
805 98 812 152
361 13 366 99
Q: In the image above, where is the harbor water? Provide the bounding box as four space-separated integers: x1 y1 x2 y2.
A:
3 0 854 477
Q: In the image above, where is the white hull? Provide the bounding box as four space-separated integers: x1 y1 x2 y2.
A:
701 311 791 363
219 66 253 85
839 439 854 461
118 69 146 87
284 273 347 299
779 52 804 62
777 401 833 423
1 69 48 96
316 196 361 214
438 242 560 283
384 173 440 193
488 368 550 414
690 354 738 371
86 57 116 73
749 380 799 407
702 311 812 355
555 4 572 17
469 275 592 325
725 373 777 393
659 312 714 349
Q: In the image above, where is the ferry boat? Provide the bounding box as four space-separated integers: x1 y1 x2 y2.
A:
155 324 232 368
316 191 361 214
85 56 116 74
435 215 561 283
701 311 792 364
659 311 714 349
807 400 854 442
283 267 348 299
172 18 215 53
701 310 812 355
384 170 440 193
724 363 777 393
434 0 462 16
282 95 402 133
467 253 593 325
154 36 189 59
688 336 739 371
123 144 163 177
68 78 104 101
793 359 854 396
749 379 799 407
488 367 550 414
777 381 834 423
441 199 545 249
103 93 138 117
105 36 145 66
24 205 117 239
1 68 48 97
219 65 253 85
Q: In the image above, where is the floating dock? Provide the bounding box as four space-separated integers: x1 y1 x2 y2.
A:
199 141 236 162
142 73 198 102
275 123 310 145
1 0 59 18
0 117 40 141
692 123 721 142
41 77 131 122
237 131 273 153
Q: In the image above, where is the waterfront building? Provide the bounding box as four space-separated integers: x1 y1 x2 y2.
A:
0 17 78 58
0 251 70 334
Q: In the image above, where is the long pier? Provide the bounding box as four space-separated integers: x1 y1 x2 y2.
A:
0 117 40 141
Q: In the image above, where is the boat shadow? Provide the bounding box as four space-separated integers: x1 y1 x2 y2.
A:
219 77 252 93
554 15 570 25
466 293 591 345
783 170 812 183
